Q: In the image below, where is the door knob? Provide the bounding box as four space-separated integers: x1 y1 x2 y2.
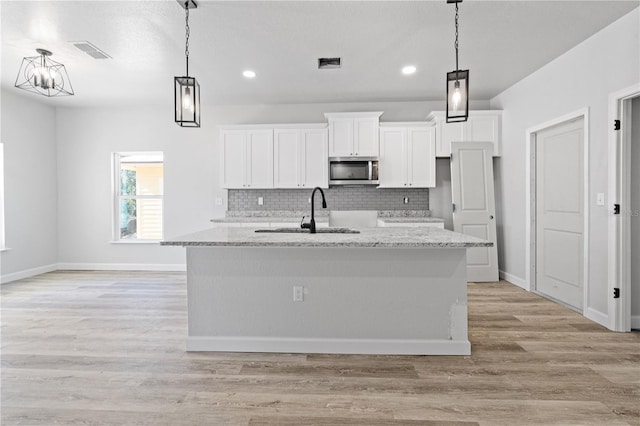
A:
490 215 494 220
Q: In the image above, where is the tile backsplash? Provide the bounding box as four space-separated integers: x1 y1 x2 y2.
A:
228 187 429 211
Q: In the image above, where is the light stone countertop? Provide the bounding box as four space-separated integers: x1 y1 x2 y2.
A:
161 226 491 248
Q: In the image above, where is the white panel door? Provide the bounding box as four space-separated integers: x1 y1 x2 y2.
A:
301 128 328 188
274 129 300 188
536 118 584 310
450 142 499 282
246 130 274 188
379 127 407 188
355 118 379 156
220 130 245 189
328 118 353 157
408 127 436 188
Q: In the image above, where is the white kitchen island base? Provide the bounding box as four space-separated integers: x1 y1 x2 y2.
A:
185 245 470 355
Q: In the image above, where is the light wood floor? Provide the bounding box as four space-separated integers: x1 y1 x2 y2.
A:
1 271 639 425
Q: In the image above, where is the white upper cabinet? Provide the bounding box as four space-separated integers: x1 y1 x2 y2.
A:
300 128 329 188
273 126 328 189
427 110 502 157
325 112 383 157
379 123 435 188
407 127 436 187
220 128 274 189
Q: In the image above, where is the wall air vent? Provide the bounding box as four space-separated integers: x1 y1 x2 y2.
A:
318 57 341 69
71 41 111 60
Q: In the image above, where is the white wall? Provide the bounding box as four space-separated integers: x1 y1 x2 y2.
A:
490 9 640 318
56 100 489 268
1 90 58 281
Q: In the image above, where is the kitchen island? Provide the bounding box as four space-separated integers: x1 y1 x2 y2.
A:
162 226 491 355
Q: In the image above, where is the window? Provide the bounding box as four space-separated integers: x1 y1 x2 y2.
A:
112 152 164 242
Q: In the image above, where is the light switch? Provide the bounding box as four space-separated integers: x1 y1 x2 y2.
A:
596 193 605 206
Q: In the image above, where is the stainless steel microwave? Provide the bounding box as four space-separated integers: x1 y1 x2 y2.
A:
329 157 379 185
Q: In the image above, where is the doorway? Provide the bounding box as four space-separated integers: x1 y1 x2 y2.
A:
525 109 589 313
608 84 640 332
631 97 640 329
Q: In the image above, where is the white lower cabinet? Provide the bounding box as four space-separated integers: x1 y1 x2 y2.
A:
274 127 328 189
379 124 436 188
428 110 502 157
220 128 274 189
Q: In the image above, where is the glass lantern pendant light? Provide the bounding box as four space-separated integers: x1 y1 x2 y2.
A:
446 0 469 123
174 0 200 127
14 48 74 97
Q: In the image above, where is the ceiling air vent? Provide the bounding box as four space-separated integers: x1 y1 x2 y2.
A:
318 57 341 69
71 41 111 60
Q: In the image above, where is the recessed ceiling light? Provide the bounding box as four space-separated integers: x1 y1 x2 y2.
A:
243 70 256 78
402 65 417 75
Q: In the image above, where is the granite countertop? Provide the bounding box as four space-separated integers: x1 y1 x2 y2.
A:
161 226 491 248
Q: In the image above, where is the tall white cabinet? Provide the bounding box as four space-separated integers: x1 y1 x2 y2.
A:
220 128 274 189
379 123 436 188
325 112 383 157
274 126 328 188
427 110 502 157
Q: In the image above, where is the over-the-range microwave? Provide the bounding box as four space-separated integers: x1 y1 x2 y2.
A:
328 157 379 186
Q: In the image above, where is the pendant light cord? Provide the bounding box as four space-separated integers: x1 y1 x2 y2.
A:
185 1 190 76
454 2 459 72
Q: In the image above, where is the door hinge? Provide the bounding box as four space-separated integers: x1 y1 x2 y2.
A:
614 204 620 215
614 119 621 131
452 203 456 213
613 288 620 299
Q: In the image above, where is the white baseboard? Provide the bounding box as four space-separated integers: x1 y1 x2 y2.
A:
631 315 640 330
186 336 471 355
1 263 58 284
499 270 528 290
2 263 186 284
57 263 186 272
584 307 609 328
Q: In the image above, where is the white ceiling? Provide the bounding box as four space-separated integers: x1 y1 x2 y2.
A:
2 0 638 108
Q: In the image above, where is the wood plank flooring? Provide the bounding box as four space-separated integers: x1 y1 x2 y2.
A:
1 271 638 425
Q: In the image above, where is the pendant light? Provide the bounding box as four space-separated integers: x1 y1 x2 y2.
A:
14 48 74 97
446 0 469 123
174 0 200 128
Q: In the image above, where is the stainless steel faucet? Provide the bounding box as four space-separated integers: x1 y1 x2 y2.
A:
300 187 327 234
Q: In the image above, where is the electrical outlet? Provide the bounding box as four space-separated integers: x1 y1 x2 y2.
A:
403 197 410 204
215 197 223 206
596 193 605 206
258 196 264 206
293 286 304 302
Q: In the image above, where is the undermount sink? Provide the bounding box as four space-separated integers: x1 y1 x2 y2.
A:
255 227 360 234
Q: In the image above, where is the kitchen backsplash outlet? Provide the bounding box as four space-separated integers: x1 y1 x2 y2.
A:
228 187 429 211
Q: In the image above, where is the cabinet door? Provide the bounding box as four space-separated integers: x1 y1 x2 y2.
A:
328 118 353 157
245 130 274 188
378 127 407 188
436 120 466 157
300 128 328 188
220 130 245 189
354 118 379 156
274 129 300 188
407 127 436 188
467 114 501 156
